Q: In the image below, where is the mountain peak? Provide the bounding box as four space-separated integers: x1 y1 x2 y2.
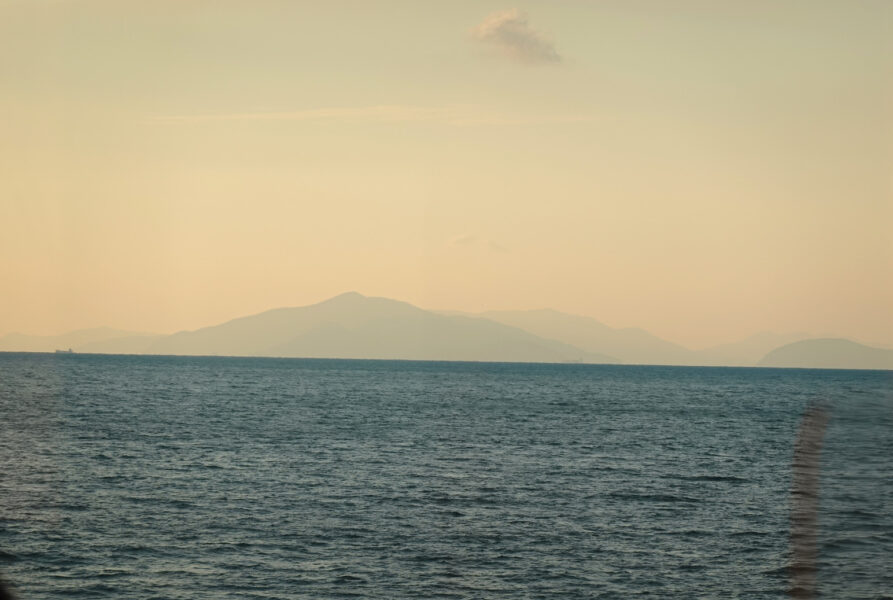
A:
319 291 368 305
332 291 366 299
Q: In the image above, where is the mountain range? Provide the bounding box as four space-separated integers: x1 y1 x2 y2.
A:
1 292 890 370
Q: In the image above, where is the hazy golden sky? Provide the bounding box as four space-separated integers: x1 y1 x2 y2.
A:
1 0 890 348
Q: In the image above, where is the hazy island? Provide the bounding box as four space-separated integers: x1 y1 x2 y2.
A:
2 293 890 370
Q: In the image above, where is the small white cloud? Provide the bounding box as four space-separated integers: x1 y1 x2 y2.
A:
470 8 561 64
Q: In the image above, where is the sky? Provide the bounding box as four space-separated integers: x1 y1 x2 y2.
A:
1 0 890 349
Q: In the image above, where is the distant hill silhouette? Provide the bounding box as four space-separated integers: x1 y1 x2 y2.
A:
0 327 155 353
450 309 693 365
757 338 893 370
692 331 811 366
77 334 162 354
100 292 615 363
451 310 817 367
3 294 889 370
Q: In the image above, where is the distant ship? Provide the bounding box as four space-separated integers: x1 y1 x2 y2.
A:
54 348 74 354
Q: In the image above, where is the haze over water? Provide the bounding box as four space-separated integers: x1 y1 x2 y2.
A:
2 353 890 599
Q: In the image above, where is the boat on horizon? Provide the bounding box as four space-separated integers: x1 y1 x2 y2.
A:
54 348 74 354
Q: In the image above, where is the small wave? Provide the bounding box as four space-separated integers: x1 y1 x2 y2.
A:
334 574 368 585
0 549 18 562
410 554 455 563
674 474 748 483
54 502 90 512
607 492 700 503
729 530 769 538
824 535 887 550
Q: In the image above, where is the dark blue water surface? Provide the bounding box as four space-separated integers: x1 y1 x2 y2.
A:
0 353 890 599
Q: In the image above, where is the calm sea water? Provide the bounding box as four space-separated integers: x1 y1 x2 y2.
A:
0 353 890 599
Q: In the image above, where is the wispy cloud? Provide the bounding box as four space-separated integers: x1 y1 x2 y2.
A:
470 9 561 64
156 105 459 123
487 240 508 253
451 233 478 246
450 233 509 254
155 104 593 126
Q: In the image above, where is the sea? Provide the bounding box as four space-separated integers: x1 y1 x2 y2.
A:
0 353 891 599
